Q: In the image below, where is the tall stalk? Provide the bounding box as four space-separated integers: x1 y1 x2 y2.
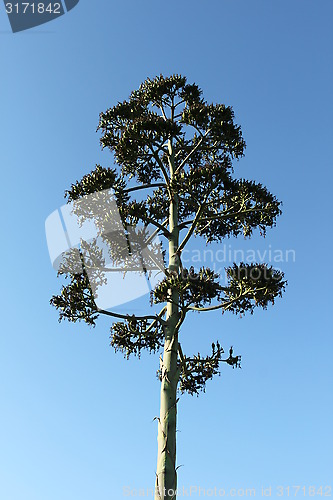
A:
49 74 286 500
155 136 180 500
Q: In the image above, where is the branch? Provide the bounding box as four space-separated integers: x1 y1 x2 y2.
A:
159 104 168 121
176 194 209 253
174 307 187 333
148 143 171 194
186 291 251 313
145 217 169 246
178 206 273 231
141 244 168 277
199 206 273 223
144 216 171 238
175 128 211 174
177 342 191 380
124 183 166 194
84 265 146 273
221 346 241 369
173 98 185 109
97 307 166 324
174 136 190 159
144 306 167 334
186 283 278 314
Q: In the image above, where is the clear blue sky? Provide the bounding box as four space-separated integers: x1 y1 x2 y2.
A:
1 1 332 499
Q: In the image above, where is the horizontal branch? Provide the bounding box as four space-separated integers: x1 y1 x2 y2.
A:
186 284 272 313
186 299 236 313
97 307 166 324
144 216 171 238
145 217 169 246
124 183 166 194
186 287 247 313
178 206 273 231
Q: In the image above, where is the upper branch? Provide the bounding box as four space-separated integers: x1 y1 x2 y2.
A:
187 263 286 315
124 183 166 194
148 143 171 191
177 193 210 253
97 307 166 325
176 177 282 242
144 216 171 238
175 128 211 174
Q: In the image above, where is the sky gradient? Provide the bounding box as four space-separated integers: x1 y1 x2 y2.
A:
1 1 332 499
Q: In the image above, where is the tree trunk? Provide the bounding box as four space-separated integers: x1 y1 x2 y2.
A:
154 298 179 499
155 140 180 499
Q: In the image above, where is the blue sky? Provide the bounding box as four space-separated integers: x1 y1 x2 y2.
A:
0 1 332 499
